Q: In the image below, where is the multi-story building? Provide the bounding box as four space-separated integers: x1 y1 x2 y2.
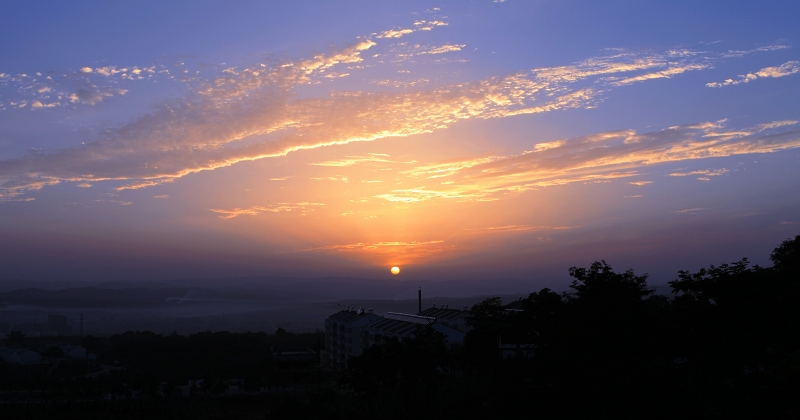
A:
324 307 381 370
324 304 471 369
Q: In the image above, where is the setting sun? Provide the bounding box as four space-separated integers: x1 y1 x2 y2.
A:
390 266 400 275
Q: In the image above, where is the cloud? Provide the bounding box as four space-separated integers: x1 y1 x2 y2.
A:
1 64 162 109
299 40 376 74
612 63 709 86
418 44 466 55
209 202 325 219
403 157 496 178
721 44 790 58
673 208 706 214
669 168 729 177
311 176 349 182
374 187 486 203
378 28 414 39
376 18 449 38
309 153 393 167
464 225 575 232
374 120 800 203
302 239 452 264
95 199 133 205
308 240 444 251
0 36 792 199
707 61 799 87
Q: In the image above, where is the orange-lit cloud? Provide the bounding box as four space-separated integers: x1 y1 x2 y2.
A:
707 60 799 87
210 202 326 219
367 120 799 203
464 225 577 233
669 168 729 177
303 240 452 266
0 34 793 201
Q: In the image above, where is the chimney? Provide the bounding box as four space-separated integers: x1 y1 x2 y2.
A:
418 288 422 314
79 313 84 337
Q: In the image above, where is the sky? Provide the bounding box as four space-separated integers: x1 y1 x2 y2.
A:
1 1 799 287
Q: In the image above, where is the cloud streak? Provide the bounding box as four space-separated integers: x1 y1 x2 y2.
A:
707 61 799 87
372 119 800 203
0 30 792 200
209 202 325 219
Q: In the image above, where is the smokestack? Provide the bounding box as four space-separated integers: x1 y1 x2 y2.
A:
79 313 84 337
418 288 422 314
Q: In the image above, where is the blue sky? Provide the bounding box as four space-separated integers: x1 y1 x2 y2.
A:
1 1 798 286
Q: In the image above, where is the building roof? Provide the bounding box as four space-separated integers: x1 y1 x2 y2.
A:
504 298 526 312
418 307 470 322
328 308 379 323
366 317 425 337
384 312 435 325
273 347 317 362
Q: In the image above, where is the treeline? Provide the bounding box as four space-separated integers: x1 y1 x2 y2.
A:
2 236 797 418
1 329 323 397
310 235 800 418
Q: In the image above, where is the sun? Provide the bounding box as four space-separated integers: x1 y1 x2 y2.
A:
390 266 400 275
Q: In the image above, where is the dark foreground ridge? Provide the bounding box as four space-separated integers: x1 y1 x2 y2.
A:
1 235 798 419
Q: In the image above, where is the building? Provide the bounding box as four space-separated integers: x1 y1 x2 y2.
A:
324 307 381 370
418 304 472 332
324 303 472 369
364 312 465 348
0 346 41 364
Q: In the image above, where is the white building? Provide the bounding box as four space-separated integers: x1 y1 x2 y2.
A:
0 346 41 364
58 343 87 358
325 304 472 369
324 307 381 370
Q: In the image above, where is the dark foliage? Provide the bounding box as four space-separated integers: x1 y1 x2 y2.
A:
3 235 799 418
309 234 800 418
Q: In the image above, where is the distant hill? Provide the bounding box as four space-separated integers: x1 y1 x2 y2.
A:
0 275 567 308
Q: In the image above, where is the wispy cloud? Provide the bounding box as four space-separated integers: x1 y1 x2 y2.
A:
374 120 800 203
0 65 165 109
673 207 706 214
374 18 448 39
311 176 349 182
0 30 792 201
377 28 414 39
309 153 393 167
612 63 709 86
707 61 799 87
209 202 325 219
308 240 444 251
95 199 133 206
669 168 729 177
403 157 496 178
303 239 452 264
464 225 576 232
418 44 466 55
